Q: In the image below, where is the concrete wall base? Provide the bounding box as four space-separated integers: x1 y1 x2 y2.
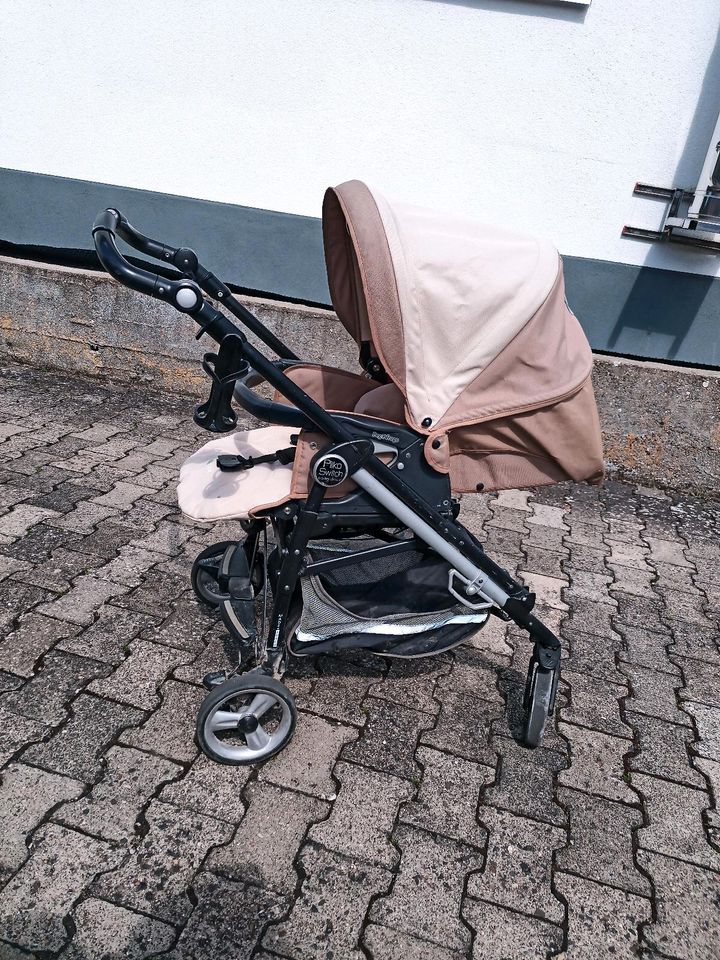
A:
1 256 718 498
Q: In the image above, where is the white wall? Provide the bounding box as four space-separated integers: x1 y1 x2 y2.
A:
2 0 720 276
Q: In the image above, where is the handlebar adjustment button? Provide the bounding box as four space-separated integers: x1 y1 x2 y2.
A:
176 286 200 310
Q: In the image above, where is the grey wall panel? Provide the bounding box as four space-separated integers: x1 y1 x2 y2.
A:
2 167 718 367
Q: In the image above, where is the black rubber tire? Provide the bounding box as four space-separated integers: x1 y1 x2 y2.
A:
190 541 234 607
196 673 297 766
522 663 556 748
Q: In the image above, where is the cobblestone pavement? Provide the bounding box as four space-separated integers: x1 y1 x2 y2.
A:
0 361 719 960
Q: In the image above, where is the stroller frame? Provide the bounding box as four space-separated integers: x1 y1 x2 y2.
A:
93 208 562 763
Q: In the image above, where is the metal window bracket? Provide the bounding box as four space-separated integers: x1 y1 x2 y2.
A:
623 183 720 251
623 109 720 253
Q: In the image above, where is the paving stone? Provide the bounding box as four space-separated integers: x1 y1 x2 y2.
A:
94 544 164 588
644 536 694 568
368 655 451 715
24 481 98 516
209 780 327 892
605 517 645 546
557 721 635 803
0 670 23 695
606 539 650 570
63 897 176 960
524 523 570 556
632 772 720 870
139 598 215 654
129 519 194 556
293 653 384 725
0 505 60 540
684 702 720 763
638 849 720 960
527 502 567 529
556 787 649 895
0 763 83 874
616 661 691 730
2 651 109 724
559 670 631 738
487 504 530 534
675 656 720 709
468 615 514 659
617 622 679 675
0 823 121 953
563 570 615 609
660 587 717 628
256 710 356 795
461 897 563 959
561 627 625 681
400 746 492 845
694 756 720 847
608 563 656 599
120 680 203 763
566 519 608 549
521 545 569 579
309 761 413 868
25 693 145 782
119 500 175 533
159 753 251 823
437 647 505 702
163 873 287 960
0 613 81 677
46 501 119 535
554 871 651 960
467 807 565 923
613 593 669 635
56 745 181 842
87 639 191 710
0 705 48 767
91 480 155 512
626 709 706 788
666 616 720 662
36 575 128 626
57 605 159 665
362 924 466 960
484 737 566 826
339 699 430 780
0 552 31 581
653 558 699 595
112 569 187 617
13 545 107 594
369 825 483 952
72 519 140 560
562 597 618 641
420 690 498 767
495 489 531 512
93 800 231 923
264 844 390 960
0 580 53 633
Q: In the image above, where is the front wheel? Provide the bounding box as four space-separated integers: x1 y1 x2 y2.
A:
522 661 558 748
196 673 297 765
191 541 234 607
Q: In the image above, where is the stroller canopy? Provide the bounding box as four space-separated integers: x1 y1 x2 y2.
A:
322 180 603 492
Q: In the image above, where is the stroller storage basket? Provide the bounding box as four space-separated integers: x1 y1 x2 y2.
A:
295 538 489 655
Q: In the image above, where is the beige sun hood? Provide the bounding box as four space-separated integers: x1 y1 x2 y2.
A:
320 180 603 492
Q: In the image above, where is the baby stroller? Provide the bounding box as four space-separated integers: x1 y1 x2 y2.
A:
92 180 603 765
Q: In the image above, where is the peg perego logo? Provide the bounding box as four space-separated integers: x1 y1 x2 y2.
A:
371 431 400 445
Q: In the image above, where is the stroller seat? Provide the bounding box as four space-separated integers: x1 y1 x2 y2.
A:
178 372 407 523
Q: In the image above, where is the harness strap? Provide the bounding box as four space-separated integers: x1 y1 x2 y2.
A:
217 446 297 472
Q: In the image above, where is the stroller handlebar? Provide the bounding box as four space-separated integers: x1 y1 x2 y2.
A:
92 208 204 314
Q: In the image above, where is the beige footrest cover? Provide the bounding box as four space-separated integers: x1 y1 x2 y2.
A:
177 426 297 522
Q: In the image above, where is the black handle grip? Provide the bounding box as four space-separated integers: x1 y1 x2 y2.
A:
92 207 204 314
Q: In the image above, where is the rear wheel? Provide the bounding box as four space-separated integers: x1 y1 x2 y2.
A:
196 673 297 765
522 660 557 748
